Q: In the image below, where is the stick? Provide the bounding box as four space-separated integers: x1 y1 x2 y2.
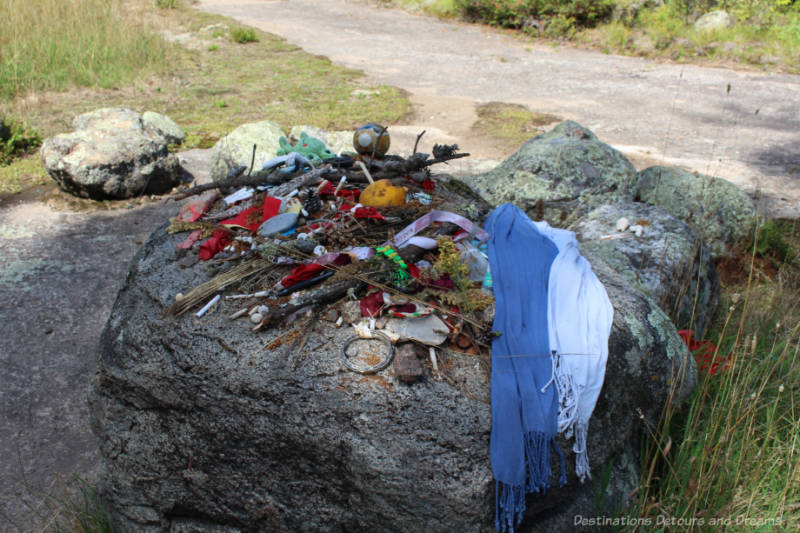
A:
347 152 470 183
355 160 374 184
173 170 274 200
368 125 388 168
412 130 426 155
247 144 256 177
271 164 331 198
174 164 334 202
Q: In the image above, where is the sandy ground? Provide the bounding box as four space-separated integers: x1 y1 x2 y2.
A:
2 1 799 529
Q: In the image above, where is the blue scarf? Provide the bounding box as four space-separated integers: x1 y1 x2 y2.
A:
486 204 566 532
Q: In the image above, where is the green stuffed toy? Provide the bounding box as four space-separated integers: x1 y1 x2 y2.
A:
276 131 336 165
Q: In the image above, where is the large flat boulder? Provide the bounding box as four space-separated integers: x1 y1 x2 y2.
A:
40 108 181 200
573 202 720 338
89 220 695 532
461 121 638 225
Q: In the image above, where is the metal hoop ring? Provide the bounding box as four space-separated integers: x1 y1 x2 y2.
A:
340 332 394 374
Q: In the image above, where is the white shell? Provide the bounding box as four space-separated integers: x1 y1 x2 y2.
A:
616 217 630 232
630 224 644 237
250 313 264 324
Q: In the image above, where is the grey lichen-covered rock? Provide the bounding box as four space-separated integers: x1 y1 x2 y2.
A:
289 125 352 156
209 121 285 181
89 221 695 532
142 111 186 145
694 10 733 32
573 202 720 338
461 121 637 225
635 166 757 258
40 108 181 200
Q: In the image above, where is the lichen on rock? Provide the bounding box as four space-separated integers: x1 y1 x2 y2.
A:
40 107 182 200
209 121 285 181
461 121 638 224
573 202 719 338
634 165 757 258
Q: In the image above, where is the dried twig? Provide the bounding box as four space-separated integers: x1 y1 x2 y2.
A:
412 130 426 155
173 164 334 201
247 144 256 177
164 258 273 317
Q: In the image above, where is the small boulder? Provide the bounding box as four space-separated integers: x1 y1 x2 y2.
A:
634 166 757 258
209 121 284 181
40 108 181 200
462 121 637 225
694 10 733 32
573 202 720 338
142 111 185 145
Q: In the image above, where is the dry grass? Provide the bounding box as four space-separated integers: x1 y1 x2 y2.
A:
632 219 800 530
0 0 411 198
472 102 559 153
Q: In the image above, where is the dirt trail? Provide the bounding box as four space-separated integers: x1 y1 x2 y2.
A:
199 0 800 218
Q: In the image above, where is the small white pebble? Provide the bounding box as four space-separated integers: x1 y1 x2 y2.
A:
616 217 630 232
629 224 644 237
175 292 184 302
250 312 263 324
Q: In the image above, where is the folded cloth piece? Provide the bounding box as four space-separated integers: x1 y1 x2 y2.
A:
486 204 565 533
198 229 231 261
280 254 350 288
532 220 613 483
221 196 282 232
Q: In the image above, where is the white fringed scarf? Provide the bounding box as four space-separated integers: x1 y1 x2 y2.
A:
534 221 614 482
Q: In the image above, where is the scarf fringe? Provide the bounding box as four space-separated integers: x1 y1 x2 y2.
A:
573 421 591 482
495 431 567 532
553 353 594 483
553 353 579 437
495 481 525 533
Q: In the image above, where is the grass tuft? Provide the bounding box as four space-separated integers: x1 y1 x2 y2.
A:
0 0 173 100
0 115 41 166
230 26 259 44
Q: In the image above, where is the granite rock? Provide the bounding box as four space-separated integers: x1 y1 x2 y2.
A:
89 222 695 532
40 108 181 200
461 121 638 225
573 201 720 338
209 121 285 181
635 165 757 258
142 111 186 145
